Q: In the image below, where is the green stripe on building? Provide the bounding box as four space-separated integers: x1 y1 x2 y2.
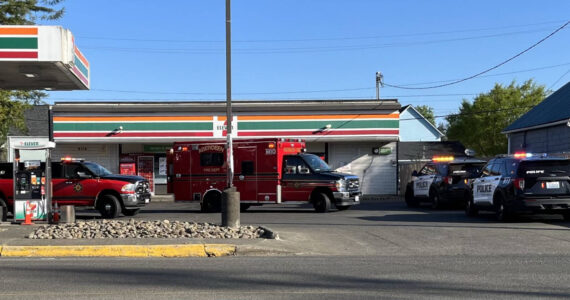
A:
54 122 213 132
238 120 399 130
0 37 38 49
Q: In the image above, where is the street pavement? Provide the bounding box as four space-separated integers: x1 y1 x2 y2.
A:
1 197 570 257
2 198 570 299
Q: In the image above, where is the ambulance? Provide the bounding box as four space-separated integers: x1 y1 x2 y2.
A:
167 139 361 212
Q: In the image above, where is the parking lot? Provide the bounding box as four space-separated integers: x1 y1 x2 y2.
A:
58 197 570 257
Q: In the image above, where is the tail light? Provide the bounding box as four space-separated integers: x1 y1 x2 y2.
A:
513 178 525 190
541 182 545 189
464 178 468 185
443 176 453 185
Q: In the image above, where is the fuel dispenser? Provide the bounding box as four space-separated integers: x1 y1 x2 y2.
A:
11 141 55 223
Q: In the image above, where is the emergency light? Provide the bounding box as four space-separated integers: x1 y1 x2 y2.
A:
432 156 454 162
513 152 533 159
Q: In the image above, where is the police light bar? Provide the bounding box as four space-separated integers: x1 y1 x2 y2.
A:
61 157 85 162
432 156 454 162
513 152 533 159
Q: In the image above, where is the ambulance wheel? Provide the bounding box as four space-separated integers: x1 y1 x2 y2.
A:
240 204 250 212
405 187 419 208
465 195 478 217
313 192 331 213
123 208 140 216
429 189 441 209
202 193 222 213
98 194 122 219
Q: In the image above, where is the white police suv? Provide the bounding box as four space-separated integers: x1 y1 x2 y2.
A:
466 152 570 221
405 156 486 209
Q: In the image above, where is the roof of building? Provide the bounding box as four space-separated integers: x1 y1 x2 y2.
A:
503 81 570 133
399 104 445 138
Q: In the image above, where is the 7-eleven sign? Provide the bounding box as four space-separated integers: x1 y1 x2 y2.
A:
213 116 238 138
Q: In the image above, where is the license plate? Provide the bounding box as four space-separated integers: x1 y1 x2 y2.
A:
355 196 360 202
546 182 560 189
145 198 150 203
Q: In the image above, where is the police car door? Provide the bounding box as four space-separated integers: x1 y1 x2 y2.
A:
473 160 501 205
413 164 436 197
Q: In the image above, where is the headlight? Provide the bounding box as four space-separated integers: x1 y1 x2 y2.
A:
335 179 346 192
121 183 136 193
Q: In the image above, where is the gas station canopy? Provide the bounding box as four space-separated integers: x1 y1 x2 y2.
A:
0 26 89 91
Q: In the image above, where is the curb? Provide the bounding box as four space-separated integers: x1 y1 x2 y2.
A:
0 244 236 258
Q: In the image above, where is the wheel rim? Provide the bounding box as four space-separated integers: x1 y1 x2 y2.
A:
497 203 504 219
103 202 114 215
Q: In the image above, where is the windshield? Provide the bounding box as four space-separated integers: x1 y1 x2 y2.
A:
83 162 113 177
302 154 331 172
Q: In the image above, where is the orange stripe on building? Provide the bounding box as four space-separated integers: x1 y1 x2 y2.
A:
236 113 399 121
0 27 38 35
54 116 213 122
74 46 89 68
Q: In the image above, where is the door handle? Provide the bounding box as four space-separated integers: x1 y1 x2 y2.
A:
65 181 73 184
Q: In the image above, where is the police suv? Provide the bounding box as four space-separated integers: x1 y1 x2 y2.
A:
405 156 486 209
466 153 570 221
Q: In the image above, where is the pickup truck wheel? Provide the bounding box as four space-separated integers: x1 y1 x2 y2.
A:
336 205 351 211
313 192 331 213
123 208 140 216
98 195 122 219
0 196 7 222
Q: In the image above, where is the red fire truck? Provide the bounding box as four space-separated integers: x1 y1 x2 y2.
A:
168 139 361 212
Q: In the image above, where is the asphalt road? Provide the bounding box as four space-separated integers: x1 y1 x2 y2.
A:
1 255 569 299
2 198 570 299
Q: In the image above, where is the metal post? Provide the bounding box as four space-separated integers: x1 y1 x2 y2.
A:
376 72 383 100
222 0 240 228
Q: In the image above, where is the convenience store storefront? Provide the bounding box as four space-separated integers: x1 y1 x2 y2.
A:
51 100 400 195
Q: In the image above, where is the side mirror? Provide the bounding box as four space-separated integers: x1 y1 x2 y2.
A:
412 170 418 177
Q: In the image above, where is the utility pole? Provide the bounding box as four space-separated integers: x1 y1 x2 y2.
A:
222 0 240 228
376 72 383 100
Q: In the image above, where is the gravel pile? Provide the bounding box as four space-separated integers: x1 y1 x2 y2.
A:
28 219 266 239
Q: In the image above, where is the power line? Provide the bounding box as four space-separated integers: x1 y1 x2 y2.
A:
85 61 570 96
77 19 565 44
399 105 538 121
548 68 570 91
383 21 570 90
80 27 556 55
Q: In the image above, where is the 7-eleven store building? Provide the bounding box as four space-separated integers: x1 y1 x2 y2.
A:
51 100 400 195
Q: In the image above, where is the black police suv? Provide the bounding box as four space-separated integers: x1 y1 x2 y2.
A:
404 156 486 209
466 153 570 221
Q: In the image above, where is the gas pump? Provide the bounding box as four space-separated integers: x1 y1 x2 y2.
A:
11 141 55 224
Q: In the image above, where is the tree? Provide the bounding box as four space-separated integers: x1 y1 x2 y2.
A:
0 0 64 25
415 105 436 127
446 80 547 157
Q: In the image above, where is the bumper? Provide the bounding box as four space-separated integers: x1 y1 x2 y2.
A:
121 193 151 207
332 191 361 206
513 196 570 214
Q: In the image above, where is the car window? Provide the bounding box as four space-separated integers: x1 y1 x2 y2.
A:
449 163 485 177
506 159 519 177
481 161 494 177
419 164 436 175
283 156 309 175
436 164 449 176
491 160 506 176
518 160 570 178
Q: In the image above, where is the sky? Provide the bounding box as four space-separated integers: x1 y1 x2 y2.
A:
41 0 570 124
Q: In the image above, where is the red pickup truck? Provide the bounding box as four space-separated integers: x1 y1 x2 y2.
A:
0 159 151 219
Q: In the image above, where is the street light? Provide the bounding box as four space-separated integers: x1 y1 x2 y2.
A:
222 0 240 228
